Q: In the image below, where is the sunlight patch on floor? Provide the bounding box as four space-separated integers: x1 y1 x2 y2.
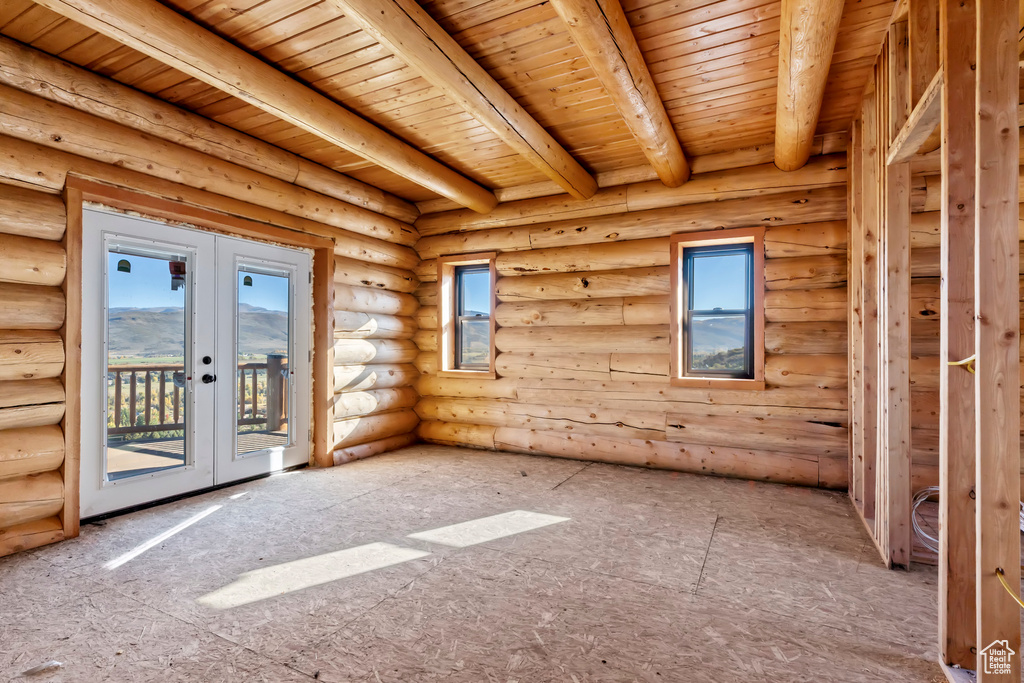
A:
197 542 430 609
408 510 570 548
105 504 223 570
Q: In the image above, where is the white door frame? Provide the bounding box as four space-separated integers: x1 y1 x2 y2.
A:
80 207 313 518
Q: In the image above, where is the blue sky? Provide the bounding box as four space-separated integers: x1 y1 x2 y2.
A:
460 269 491 315
107 252 289 312
691 252 748 311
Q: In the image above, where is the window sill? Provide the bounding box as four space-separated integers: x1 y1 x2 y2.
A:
438 369 497 380
670 377 765 391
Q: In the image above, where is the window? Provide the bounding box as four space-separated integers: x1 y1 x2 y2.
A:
437 253 496 377
670 229 764 389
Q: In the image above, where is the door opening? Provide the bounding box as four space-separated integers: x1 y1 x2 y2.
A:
80 207 312 518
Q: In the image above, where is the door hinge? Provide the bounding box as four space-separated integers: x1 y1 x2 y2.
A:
308 271 312 284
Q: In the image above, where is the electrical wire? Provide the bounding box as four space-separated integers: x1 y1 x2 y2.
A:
995 568 1024 610
912 486 940 554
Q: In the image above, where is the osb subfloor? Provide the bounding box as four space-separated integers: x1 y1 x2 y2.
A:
1 445 944 682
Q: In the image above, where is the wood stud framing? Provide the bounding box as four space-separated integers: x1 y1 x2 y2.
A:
938 0 977 669
972 0 1021 677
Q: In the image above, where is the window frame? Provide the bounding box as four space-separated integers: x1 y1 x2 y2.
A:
669 228 765 390
437 252 496 379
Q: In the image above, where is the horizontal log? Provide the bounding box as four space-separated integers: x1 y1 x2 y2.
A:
333 338 418 365
0 184 65 240
334 283 418 317
333 257 418 293
0 84 418 245
666 412 847 457
764 254 846 290
491 221 846 276
0 330 64 380
513 377 847 411
331 387 419 420
415 155 846 234
0 378 65 408
495 325 669 354
412 329 436 353
0 471 63 528
496 352 612 380
0 425 64 480
0 35 417 223
491 426 822 487
608 353 668 381
416 397 665 441
334 364 419 392
496 267 669 301
763 221 847 257
495 299 627 327
0 284 65 330
413 281 436 307
911 247 940 277
910 211 939 248
416 186 849 258
333 234 419 271
495 238 666 276
911 278 940 320
0 233 66 286
415 258 437 282
493 256 844 302
765 354 848 389
622 296 670 325
764 288 846 322
764 322 848 355
0 515 63 557
418 421 496 450
333 409 419 450
0 404 65 431
334 311 417 339
333 432 417 465
414 351 438 375
0 135 417 268
414 306 437 330
415 375 519 399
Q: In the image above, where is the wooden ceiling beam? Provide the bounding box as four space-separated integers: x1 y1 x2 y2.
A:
774 0 846 171
550 0 690 188
0 35 418 224
32 0 499 214
332 0 598 201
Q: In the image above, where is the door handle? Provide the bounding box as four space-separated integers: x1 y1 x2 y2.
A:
201 374 217 384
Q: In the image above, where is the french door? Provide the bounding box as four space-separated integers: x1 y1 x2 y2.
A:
80 208 311 518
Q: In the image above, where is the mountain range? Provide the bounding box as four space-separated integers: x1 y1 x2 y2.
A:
108 305 288 358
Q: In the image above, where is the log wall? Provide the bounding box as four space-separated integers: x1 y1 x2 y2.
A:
0 185 68 556
413 160 852 488
0 79 423 557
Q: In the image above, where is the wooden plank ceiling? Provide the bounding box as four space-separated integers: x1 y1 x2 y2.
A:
0 0 893 206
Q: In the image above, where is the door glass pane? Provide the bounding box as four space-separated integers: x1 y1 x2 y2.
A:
237 267 290 456
106 249 188 481
458 318 490 368
689 314 747 373
691 252 748 310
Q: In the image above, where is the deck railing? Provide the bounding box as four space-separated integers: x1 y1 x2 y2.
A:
107 354 287 437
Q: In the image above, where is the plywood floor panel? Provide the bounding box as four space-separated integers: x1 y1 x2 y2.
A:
1 447 944 682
